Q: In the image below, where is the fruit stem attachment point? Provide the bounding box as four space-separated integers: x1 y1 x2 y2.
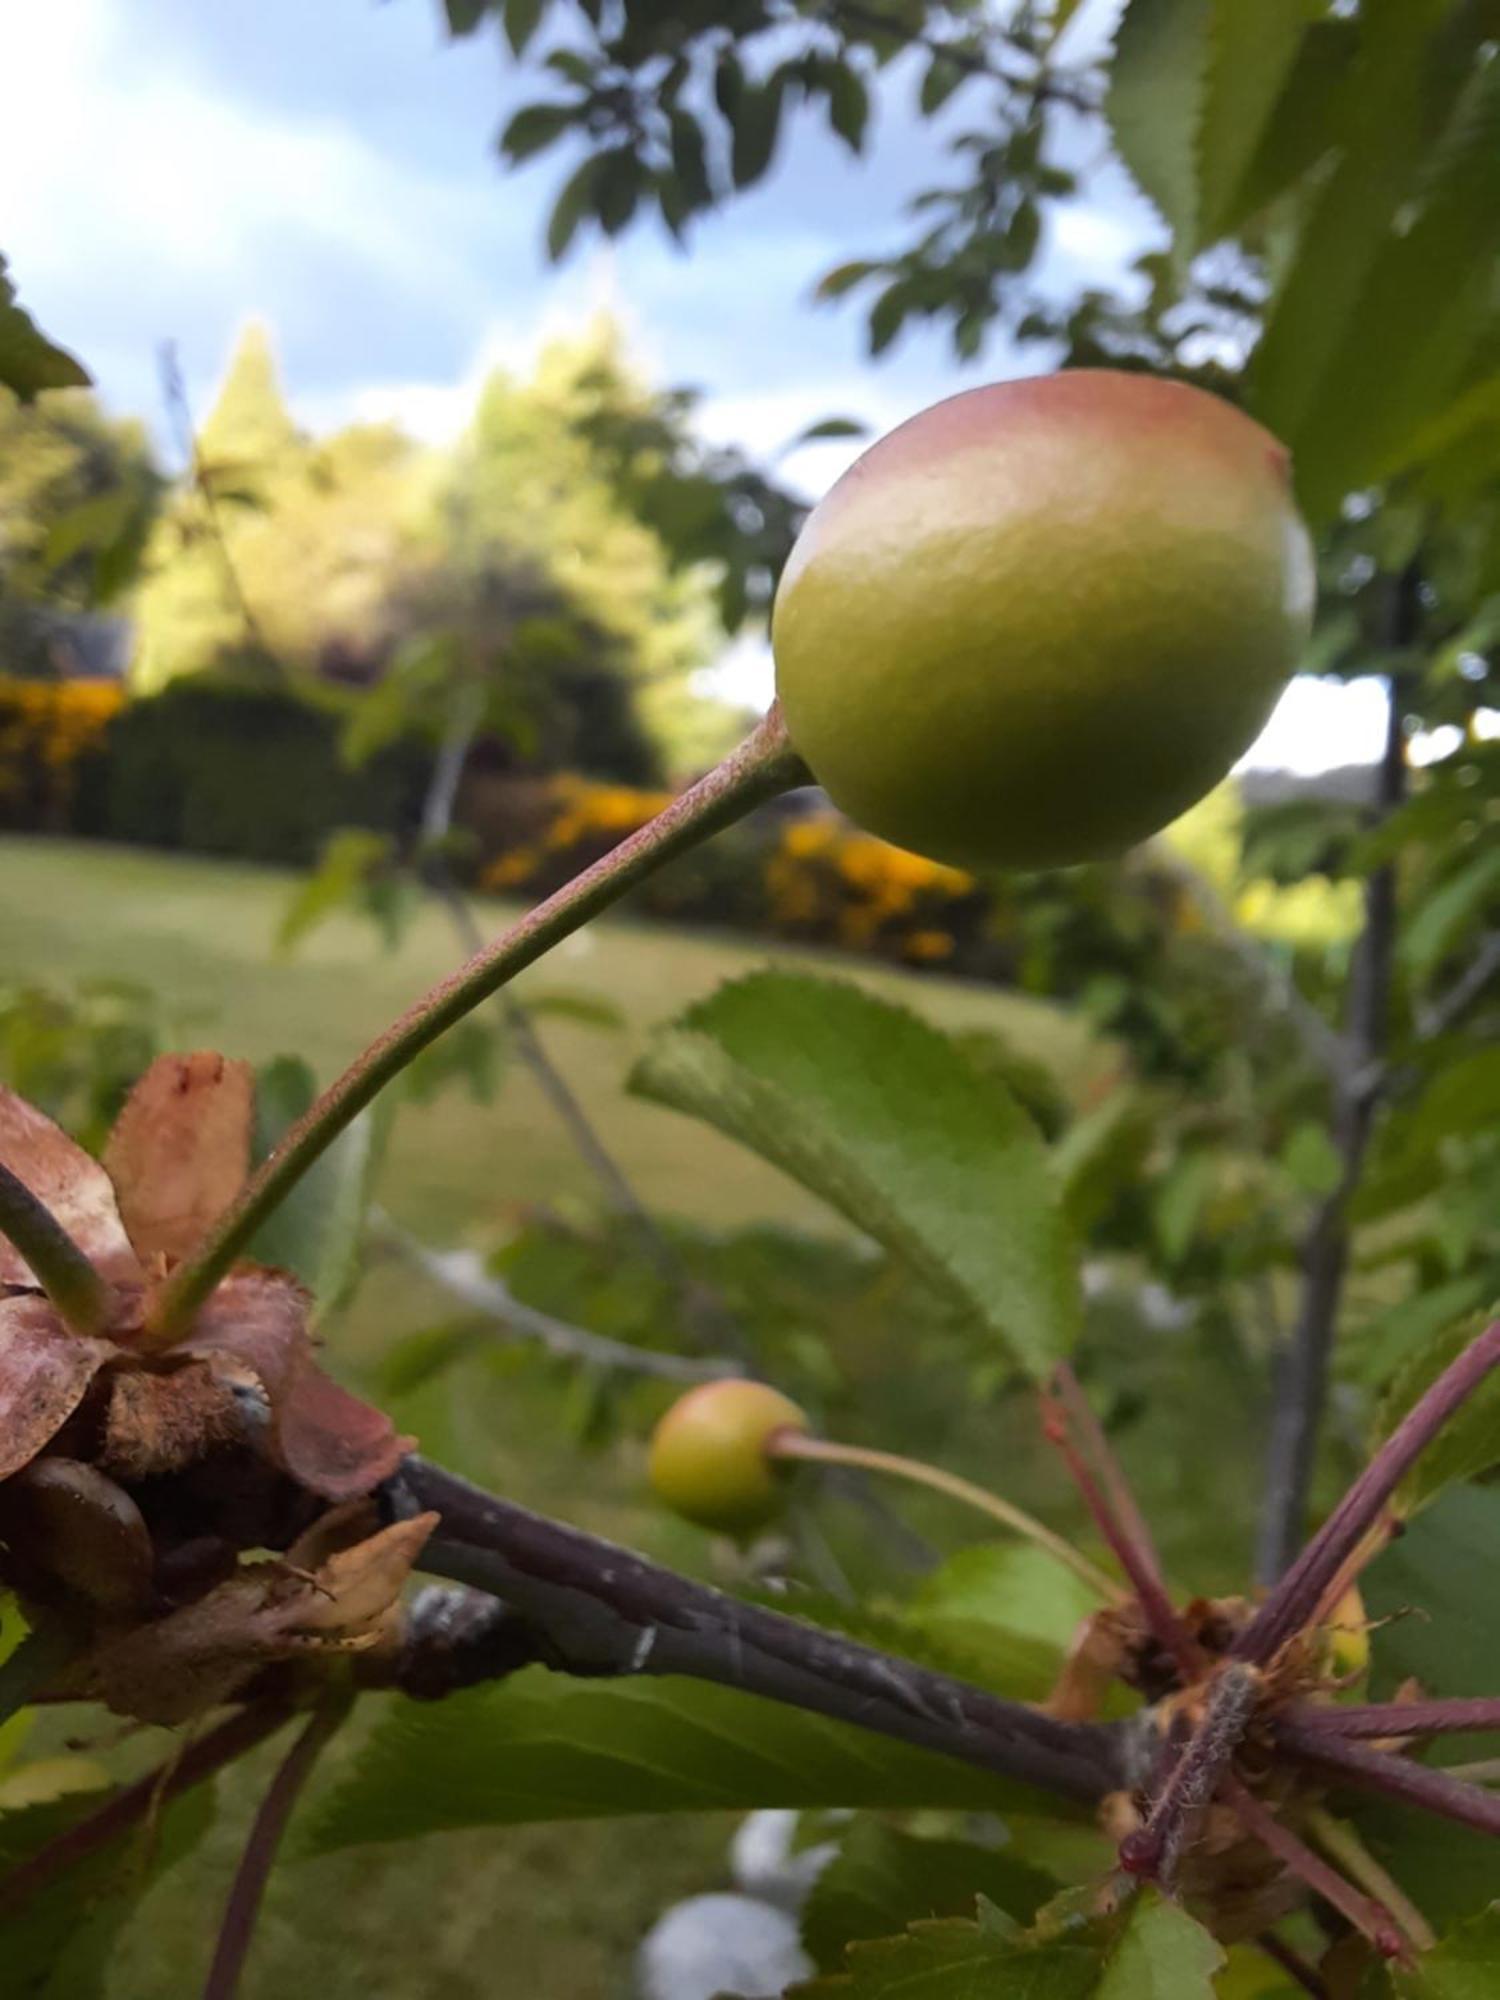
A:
0 1163 111 1337
146 708 808 1343
765 1431 1120 1600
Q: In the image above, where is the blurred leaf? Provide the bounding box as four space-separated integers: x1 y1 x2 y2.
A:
1391 1906 1500 1996
249 1055 394 1314
277 830 393 956
825 61 870 151
919 53 966 115
815 261 878 302
1347 1795 1500 1937
503 0 545 54
1350 1273 1498 1388
1053 1089 1156 1234
1374 1310 1500 1516
500 102 575 163
0 256 89 401
1401 847 1500 984
1364 1484 1500 1699
786 416 868 446
1279 1122 1344 1199
731 76 787 186
912 1545 1102 1655
1107 0 1212 250
801 1822 1055 1973
0 1779 214 1997
1196 0 1321 245
795 1886 1222 1996
521 989 626 1032
442 0 489 30
305 1669 1027 1853
1151 1151 1214 1268
546 154 604 260
630 973 1081 1378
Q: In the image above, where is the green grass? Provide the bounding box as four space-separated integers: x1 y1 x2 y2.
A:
0 835 1097 2000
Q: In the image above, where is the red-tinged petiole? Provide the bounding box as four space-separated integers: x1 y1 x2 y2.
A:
1222 1773 1412 1963
0 1162 112 1337
1288 1695 1500 1741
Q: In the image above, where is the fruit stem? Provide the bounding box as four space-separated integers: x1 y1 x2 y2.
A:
1289 1695 1500 1740
201 1696 352 2000
1222 1774 1411 1963
0 1163 112 1337
146 708 808 1342
766 1432 1120 1600
1305 1807 1435 1952
1238 1317 1500 1666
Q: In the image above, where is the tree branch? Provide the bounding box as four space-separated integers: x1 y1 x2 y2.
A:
1256 584 1417 1585
1418 929 1500 1040
383 1456 1144 1807
373 1211 735 1382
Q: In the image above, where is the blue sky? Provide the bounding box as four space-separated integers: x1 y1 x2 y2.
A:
5 0 1390 767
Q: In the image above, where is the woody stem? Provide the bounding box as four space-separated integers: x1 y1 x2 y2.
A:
146 708 807 1342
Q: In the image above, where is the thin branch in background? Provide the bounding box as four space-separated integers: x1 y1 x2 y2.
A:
1256 581 1417 1586
157 342 272 661
373 1210 735 1382
201 1698 351 2000
0 1703 292 1919
1256 1932 1329 1999
1418 929 1500 1040
386 1455 1145 1806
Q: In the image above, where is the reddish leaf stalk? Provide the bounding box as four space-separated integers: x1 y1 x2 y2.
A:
1288 1696 1500 1741
1238 1317 1500 1666
0 1161 111 1336
147 708 807 1343
1275 1717 1500 1841
1041 1381 1200 1678
0 1703 292 1917
1221 1774 1409 1962
201 1698 351 2000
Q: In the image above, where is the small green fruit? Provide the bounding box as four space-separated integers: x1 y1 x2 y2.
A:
773 370 1316 871
647 1379 809 1535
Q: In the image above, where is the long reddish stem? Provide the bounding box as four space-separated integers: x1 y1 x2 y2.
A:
1238 1318 1500 1666
1119 1663 1261 1883
201 1699 350 2000
1222 1774 1409 1961
1290 1696 1500 1740
0 1703 291 1916
1041 1380 1201 1678
1276 1717 1500 1840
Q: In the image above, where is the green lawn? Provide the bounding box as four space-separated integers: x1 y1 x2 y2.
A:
1 835 1096 2000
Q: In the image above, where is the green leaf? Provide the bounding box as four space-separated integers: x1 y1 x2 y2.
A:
795 1886 1222 1997
1401 848 1500 984
801 1822 1056 1974
1392 1905 1500 1998
1374 1310 1500 1516
911 1545 1102 1657
730 77 786 187
1196 0 1321 244
500 102 575 164
248 1055 394 1314
815 261 878 302
442 0 489 31
0 1780 214 1997
1106 0 1213 249
1363 1485 1500 1699
545 154 604 260
918 53 965 115
276 829 393 956
787 416 868 446
629 973 1081 1378
0 256 90 401
1279 1121 1344 1199
305 1670 1025 1854
825 62 870 151
1347 1796 1500 1937
502 0 545 54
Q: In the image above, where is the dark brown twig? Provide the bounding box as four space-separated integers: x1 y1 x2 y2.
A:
385 1456 1142 1806
1257 1932 1329 1999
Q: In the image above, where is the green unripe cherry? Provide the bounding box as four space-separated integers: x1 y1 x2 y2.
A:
773 370 1316 871
647 1379 810 1535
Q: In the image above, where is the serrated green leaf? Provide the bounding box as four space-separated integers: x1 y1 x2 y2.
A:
0 1779 214 1997
0 256 90 401
1374 1311 1500 1516
801 1822 1056 1974
305 1670 1024 1854
248 1055 393 1313
1107 0 1213 249
1197 0 1321 245
794 1886 1222 1997
629 974 1081 1378
1392 1905 1500 1997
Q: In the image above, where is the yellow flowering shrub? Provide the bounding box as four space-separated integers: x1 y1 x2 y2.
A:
764 813 976 962
0 677 124 829
480 775 675 893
